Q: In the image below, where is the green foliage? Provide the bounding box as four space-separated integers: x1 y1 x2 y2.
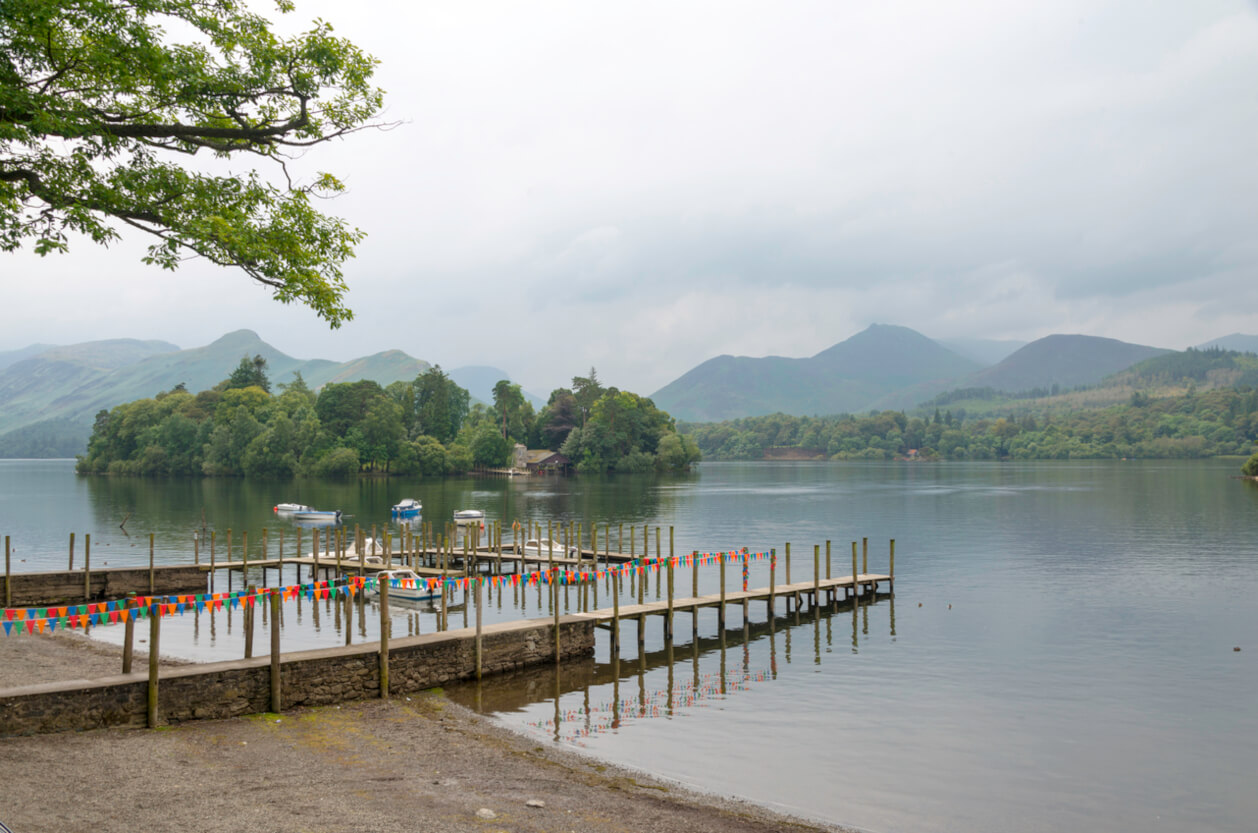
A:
684 386 1258 462
1 0 386 325
412 366 470 444
313 446 358 479
223 355 271 393
1243 453 1258 477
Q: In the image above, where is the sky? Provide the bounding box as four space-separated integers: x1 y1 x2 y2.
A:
7 0 1258 397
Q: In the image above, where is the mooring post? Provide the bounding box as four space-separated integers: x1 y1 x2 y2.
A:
718 551 727 629
814 544 820 611
665 552 674 642
84 533 91 601
769 547 776 616
122 593 137 673
147 597 161 728
270 588 281 713
242 531 249 589
149 533 155 594
863 537 868 576
244 584 256 658
612 565 621 657
786 541 792 585
475 575 483 681
379 575 390 699
210 531 216 593
344 575 353 645
890 538 895 589
553 548 562 665
618 523 623 557
4 535 10 608
194 532 199 567
852 541 858 600
68 532 75 570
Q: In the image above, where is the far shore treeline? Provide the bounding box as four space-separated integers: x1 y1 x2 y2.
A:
76 359 701 478
682 386 1258 473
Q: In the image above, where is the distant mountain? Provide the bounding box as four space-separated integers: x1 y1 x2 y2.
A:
0 343 56 371
962 334 1170 392
652 324 982 422
934 337 1027 366
449 365 546 409
1196 334 1258 355
0 331 432 457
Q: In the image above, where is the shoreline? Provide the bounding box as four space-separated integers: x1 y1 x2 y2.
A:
0 634 858 833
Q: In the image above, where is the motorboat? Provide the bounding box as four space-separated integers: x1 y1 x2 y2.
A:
368 568 439 602
274 503 313 514
522 539 577 559
453 509 485 525
291 509 342 524
391 498 422 519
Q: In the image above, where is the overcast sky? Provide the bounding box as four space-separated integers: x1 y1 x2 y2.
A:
7 0 1258 396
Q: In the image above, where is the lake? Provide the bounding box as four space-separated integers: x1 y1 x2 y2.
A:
2 459 1256 833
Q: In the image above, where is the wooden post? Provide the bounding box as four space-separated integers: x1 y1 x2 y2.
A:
147 598 161 728
785 541 791 585
890 539 895 587
210 531 216 593
244 584 256 658
149 532 155 594
84 533 91 600
553 529 561 664
122 593 136 673
475 575 483 681
852 540 858 600
826 539 831 579
242 530 249 589
718 551 726 629
270 588 282 713
379 575 390 699
618 523 623 557
4 535 9 608
630 525 635 561
344 574 353 646
194 532 199 566
814 544 820 610
863 537 868 575
665 551 674 642
769 547 776 615
68 532 75 570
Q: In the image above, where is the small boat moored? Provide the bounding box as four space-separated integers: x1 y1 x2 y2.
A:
368 568 439 602
522 538 578 559
390 498 422 518
274 503 313 514
291 509 342 524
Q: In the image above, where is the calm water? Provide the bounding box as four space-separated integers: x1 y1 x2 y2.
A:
2 459 1256 833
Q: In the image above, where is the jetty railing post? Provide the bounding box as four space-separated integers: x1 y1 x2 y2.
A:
84 533 91 600
618 523 623 558
4 535 10 608
769 547 776 616
194 532 199 567
122 593 137 673
852 541 858 601
475 575 483 681
863 537 868 576
242 531 249 589
814 544 820 611
718 552 726 629
147 597 161 728
611 565 620 658
553 539 561 665
210 531 216 593
826 540 831 579
149 533 155 594
262 528 268 585
69 532 75 570
665 551 674 642
890 538 895 590
785 541 791 585
244 584 256 658
379 576 390 699
270 588 282 713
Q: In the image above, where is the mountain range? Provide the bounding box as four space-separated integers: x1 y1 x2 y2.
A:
650 325 1189 422
0 330 534 457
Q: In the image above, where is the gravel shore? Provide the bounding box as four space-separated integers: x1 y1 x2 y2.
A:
0 634 855 833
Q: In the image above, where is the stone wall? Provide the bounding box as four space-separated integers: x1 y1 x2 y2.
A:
0 615 596 736
3 565 207 607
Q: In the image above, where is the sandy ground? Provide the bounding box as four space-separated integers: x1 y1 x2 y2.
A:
0 634 855 833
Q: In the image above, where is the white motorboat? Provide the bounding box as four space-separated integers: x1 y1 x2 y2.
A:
291 509 342 524
369 568 439 602
453 509 485 524
274 503 313 514
522 539 577 559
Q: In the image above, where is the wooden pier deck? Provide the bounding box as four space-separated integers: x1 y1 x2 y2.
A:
586 573 893 644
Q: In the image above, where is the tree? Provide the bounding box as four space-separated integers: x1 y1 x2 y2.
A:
1243 452 1258 478
224 354 271 393
1 0 386 325
414 366 469 444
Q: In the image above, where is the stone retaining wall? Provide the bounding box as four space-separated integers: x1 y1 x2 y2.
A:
3 565 207 607
0 615 596 736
